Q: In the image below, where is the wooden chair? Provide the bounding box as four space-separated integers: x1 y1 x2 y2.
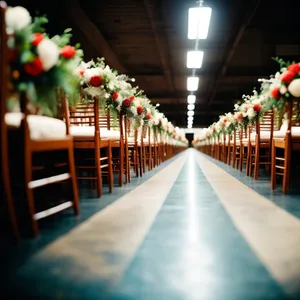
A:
248 111 275 179
271 100 300 193
0 1 19 240
127 118 143 178
3 7 79 237
239 126 250 172
65 99 113 197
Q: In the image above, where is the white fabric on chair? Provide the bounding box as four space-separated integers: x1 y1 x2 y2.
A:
70 126 120 140
5 112 66 140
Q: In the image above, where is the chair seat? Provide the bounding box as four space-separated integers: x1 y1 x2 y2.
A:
5 112 66 140
273 127 300 139
70 126 120 140
249 128 300 141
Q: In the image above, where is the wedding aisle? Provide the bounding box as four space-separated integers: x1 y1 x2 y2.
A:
3 149 300 300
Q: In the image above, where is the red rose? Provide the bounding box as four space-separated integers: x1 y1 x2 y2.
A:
61 45 76 59
122 98 131 107
79 69 84 76
281 71 294 84
235 113 243 121
271 87 280 99
288 63 300 75
32 33 44 46
129 96 134 101
137 106 144 115
89 75 103 87
253 103 261 112
112 92 119 101
145 113 152 120
24 57 44 76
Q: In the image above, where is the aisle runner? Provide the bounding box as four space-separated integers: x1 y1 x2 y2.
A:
196 151 300 298
17 156 185 291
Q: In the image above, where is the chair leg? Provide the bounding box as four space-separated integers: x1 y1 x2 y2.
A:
68 145 79 215
2 143 20 241
271 141 276 190
119 145 124 187
24 149 39 236
148 145 152 171
282 141 291 193
108 142 113 193
95 146 102 198
125 141 130 184
239 146 243 172
3 173 20 241
142 145 146 173
232 145 236 168
254 144 260 180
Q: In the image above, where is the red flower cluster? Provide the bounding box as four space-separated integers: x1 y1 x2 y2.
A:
271 87 280 99
253 103 262 112
24 57 43 76
61 45 76 59
137 106 144 115
89 75 103 87
112 92 119 101
145 113 152 120
32 33 44 46
122 98 131 107
281 71 294 84
288 63 300 75
235 113 243 121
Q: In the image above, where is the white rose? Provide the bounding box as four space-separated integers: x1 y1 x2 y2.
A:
247 107 256 119
280 86 287 95
37 39 60 71
288 78 300 98
6 6 31 32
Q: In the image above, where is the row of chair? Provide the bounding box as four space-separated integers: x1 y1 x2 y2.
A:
195 100 300 193
0 4 187 241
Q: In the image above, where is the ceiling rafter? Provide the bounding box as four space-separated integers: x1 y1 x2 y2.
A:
143 0 174 92
65 0 127 73
207 0 261 105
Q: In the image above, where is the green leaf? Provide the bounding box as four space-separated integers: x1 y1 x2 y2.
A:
64 28 72 33
20 50 35 64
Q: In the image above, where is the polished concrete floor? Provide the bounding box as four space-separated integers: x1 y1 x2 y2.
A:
2 149 300 300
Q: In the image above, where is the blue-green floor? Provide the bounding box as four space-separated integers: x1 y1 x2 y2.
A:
2 149 300 299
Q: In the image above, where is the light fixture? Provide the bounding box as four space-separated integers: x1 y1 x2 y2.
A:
187 95 196 104
188 120 193 125
187 51 204 68
187 124 192 129
187 76 199 91
187 111 195 116
131 78 135 82
187 104 195 111
188 116 194 121
188 6 212 40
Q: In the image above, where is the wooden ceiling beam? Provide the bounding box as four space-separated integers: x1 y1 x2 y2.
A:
207 0 261 105
143 0 174 92
65 0 127 73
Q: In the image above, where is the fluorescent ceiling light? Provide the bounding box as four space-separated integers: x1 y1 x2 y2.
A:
187 95 196 104
188 7 212 39
188 116 194 121
187 51 204 68
187 111 195 116
187 76 199 91
187 104 195 111
188 121 193 125
187 124 192 129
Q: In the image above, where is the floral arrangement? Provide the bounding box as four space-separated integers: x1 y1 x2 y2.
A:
5 6 188 145
6 6 83 116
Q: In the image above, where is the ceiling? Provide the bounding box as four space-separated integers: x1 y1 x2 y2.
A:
10 0 300 127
